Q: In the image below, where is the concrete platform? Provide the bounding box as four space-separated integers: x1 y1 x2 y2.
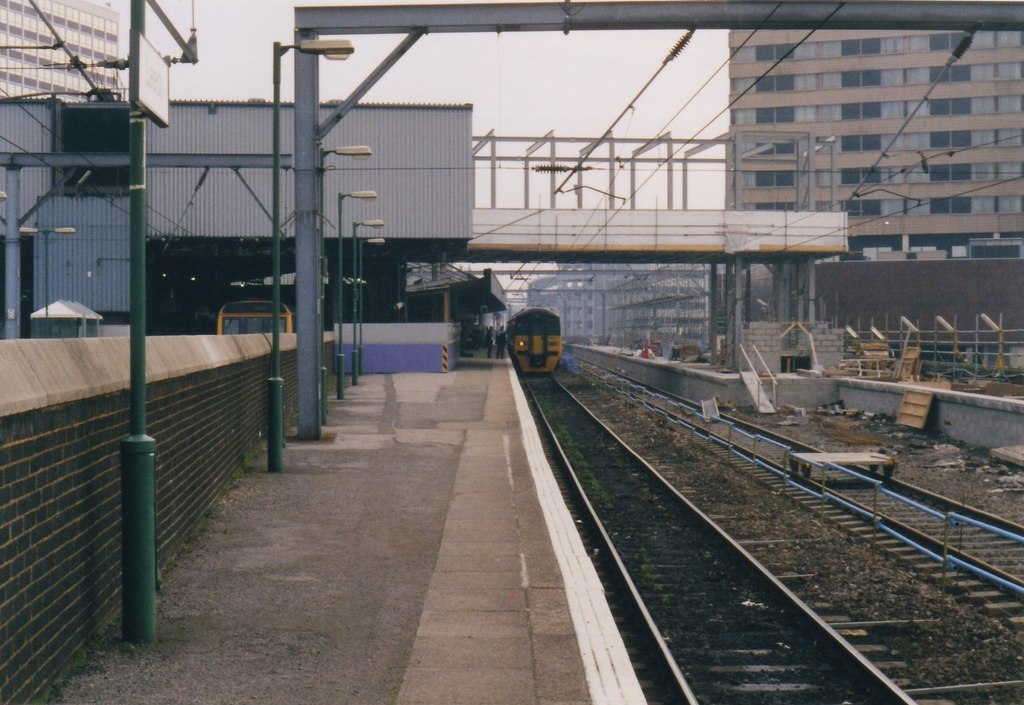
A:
52 357 642 705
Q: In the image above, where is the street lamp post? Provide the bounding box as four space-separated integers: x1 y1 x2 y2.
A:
270 37 354 470
0 187 14 340
336 190 376 399
19 226 75 337
350 219 384 385
320 149 371 411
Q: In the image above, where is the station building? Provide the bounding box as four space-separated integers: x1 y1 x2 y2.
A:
728 28 1024 257
0 99 474 336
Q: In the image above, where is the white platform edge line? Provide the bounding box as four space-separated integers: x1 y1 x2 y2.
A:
508 367 647 705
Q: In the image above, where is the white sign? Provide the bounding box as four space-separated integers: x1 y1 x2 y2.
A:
130 29 170 128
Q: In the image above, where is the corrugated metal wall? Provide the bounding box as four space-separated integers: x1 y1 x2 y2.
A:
145 102 473 239
29 199 130 313
3 101 472 240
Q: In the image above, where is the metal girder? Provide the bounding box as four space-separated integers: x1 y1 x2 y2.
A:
296 2 1024 35
0 153 293 169
316 29 425 141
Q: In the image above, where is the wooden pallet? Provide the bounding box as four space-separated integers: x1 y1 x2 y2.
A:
896 388 933 429
894 346 921 382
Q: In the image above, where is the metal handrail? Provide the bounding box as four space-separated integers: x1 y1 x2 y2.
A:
739 343 778 409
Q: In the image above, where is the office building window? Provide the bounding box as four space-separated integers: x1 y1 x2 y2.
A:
842 70 882 88
844 199 882 216
929 163 973 182
929 33 962 52
819 72 841 89
996 95 1023 113
929 65 971 82
997 195 1023 212
754 106 794 124
841 37 881 56
929 197 972 214
996 129 1023 146
841 102 882 120
928 97 972 116
755 74 795 92
929 131 972 149
841 168 880 185
752 170 795 188
755 43 795 62
841 135 883 153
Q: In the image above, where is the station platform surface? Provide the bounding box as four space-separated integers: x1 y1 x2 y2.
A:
54 358 644 705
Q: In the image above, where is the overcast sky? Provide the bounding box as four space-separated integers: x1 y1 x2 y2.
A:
105 1 732 168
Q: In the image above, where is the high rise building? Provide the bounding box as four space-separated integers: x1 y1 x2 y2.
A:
728 29 1024 260
1 0 120 100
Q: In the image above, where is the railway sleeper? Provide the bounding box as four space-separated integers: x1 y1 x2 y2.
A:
983 600 1024 615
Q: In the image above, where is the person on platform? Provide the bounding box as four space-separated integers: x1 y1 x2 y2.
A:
495 326 507 359
485 326 494 358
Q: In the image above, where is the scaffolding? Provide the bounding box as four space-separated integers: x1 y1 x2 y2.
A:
525 264 710 351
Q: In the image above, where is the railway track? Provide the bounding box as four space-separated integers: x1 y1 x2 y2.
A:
551 360 1024 703
577 359 1024 610
525 374 917 705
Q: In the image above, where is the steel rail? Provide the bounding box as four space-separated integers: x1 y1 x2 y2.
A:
576 358 1024 597
537 374 918 705
525 378 698 705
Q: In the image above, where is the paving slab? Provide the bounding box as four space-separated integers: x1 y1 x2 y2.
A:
52 358 642 705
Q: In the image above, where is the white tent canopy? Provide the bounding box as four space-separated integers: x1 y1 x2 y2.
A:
30 300 103 320
30 300 103 338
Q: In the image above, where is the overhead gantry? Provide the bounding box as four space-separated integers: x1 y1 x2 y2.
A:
290 1 1024 438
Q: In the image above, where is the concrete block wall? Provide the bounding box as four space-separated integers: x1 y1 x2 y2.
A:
739 323 845 373
838 379 1024 449
741 322 782 373
572 345 841 411
0 335 298 704
811 324 845 370
572 346 1023 448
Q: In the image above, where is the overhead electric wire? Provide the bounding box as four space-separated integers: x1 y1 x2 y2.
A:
23 0 108 98
849 28 977 200
557 3 845 263
554 27 696 194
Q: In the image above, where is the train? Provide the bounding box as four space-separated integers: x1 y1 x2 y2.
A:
506 307 562 373
217 300 294 335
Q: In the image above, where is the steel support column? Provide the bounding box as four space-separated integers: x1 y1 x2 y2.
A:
294 39 322 440
4 168 20 339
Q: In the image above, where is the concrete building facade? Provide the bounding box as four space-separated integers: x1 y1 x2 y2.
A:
728 28 1024 259
1 0 120 100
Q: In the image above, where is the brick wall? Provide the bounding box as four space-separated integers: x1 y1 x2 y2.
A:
0 346 298 704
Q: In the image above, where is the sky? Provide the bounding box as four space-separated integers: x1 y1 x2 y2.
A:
101 0 733 208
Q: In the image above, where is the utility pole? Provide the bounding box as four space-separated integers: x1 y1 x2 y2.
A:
120 0 157 644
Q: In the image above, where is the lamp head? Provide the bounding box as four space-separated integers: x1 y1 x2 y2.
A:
358 219 385 229
332 145 372 160
298 38 354 60
54 227 76 235
346 191 377 200
19 227 39 236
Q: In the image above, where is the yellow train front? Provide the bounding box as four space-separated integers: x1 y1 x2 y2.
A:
507 307 562 373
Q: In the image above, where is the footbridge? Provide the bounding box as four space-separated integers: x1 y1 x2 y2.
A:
469 208 846 262
469 206 847 369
